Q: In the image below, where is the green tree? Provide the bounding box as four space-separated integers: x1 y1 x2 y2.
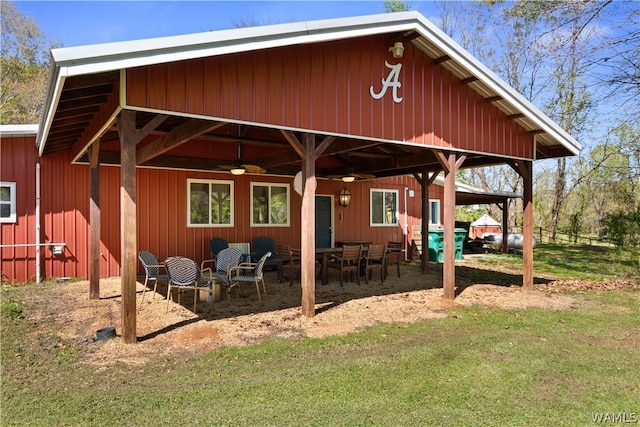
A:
383 1 411 13
0 1 58 124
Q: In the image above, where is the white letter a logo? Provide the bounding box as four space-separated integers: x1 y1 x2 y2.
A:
370 61 403 103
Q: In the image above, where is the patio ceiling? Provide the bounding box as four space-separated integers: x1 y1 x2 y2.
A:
69 109 516 180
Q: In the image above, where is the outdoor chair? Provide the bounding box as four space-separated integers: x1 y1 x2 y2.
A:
164 256 213 314
386 241 402 279
327 244 363 286
251 236 279 272
138 250 169 305
364 244 387 284
276 244 301 286
212 247 243 292
201 237 229 271
227 252 272 303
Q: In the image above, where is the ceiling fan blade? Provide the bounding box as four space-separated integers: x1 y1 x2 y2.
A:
355 173 376 180
242 164 266 174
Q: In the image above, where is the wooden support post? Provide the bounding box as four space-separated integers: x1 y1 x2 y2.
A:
421 170 429 274
440 153 465 300
502 198 509 254
118 110 137 343
442 154 456 300
89 143 101 300
414 168 439 275
521 161 534 290
300 134 316 317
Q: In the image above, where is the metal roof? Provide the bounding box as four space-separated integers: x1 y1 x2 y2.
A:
431 175 521 205
36 11 580 169
0 124 39 137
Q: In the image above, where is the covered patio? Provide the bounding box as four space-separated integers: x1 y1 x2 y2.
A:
36 12 579 342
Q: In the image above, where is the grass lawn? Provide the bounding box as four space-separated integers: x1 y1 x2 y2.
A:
2 244 639 426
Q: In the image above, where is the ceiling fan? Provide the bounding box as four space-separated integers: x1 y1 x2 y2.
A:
218 142 266 175
327 166 375 182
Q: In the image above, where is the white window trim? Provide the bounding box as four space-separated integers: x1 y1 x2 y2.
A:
429 199 441 226
0 182 16 223
370 188 399 227
250 182 290 227
187 178 234 228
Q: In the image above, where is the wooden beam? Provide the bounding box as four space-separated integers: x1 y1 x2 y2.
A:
62 71 119 91
508 113 525 120
281 129 305 159
137 114 169 142
502 198 509 254
89 143 101 300
414 167 440 273
461 76 479 85
315 135 335 157
443 153 458 300
300 133 317 317
57 95 108 111
280 130 376 162
521 161 534 290
433 150 451 174
485 95 503 103
420 167 430 274
137 119 225 164
118 110 137 344
54 105 100 119
59 84 114 102
434 55 451 64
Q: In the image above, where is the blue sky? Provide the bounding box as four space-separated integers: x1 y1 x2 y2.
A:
15 1 439 48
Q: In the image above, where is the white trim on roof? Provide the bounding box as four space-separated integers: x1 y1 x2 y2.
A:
50 13 418 76
0 124 39 137
37 11 580 157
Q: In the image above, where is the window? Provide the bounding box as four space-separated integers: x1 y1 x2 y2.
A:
429 199 441 225
251 183 289 226
187 179 233 227
0 182 16 223
370 189 398 226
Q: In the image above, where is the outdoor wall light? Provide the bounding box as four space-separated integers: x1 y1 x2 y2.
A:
50 244 64 256
338 187 352 207
390 41 404 58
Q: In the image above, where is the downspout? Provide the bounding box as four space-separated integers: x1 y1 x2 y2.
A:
404 186 409 260
35 163 41 284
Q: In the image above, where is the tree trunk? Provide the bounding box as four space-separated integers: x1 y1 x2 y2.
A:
549 157 566 243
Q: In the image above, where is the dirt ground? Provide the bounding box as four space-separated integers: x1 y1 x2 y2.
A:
18 256 639 366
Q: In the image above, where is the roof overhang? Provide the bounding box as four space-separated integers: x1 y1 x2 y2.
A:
36 11 581 163
431 175 521 206
0 124 39 137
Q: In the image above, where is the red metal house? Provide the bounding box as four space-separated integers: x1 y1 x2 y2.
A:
1 12 580 342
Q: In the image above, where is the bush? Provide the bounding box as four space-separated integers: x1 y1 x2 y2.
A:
601 204 640 247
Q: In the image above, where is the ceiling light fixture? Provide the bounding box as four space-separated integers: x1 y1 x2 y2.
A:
230 166 246 176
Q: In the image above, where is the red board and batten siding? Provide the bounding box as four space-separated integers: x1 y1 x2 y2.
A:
1 135 37 281
126 35 534 160
2 135 429 282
